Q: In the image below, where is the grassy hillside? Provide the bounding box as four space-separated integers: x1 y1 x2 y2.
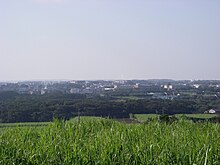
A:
0 118 220 164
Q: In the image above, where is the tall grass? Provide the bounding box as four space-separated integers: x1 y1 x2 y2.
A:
0 119 219 164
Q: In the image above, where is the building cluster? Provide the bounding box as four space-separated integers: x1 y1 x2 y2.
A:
0 80 220 100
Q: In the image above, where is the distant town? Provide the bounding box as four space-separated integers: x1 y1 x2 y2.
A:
1 79 220 123
0 79 220 100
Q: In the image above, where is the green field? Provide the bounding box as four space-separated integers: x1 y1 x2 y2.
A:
134 114 159 122
0 118 220 164
0 122 50 128
176 114 219 119
134 114 219 122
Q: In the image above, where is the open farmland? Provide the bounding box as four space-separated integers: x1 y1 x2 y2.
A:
177 114 219 119
134 114 219 123
134 114 159 122
0 122 50 128
0 118 220 164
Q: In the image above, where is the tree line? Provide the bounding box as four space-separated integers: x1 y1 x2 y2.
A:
0 91 219 123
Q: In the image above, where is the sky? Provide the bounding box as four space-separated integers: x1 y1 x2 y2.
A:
0 0 220 81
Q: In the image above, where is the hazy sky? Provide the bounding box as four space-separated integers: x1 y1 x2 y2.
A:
0 0 220 81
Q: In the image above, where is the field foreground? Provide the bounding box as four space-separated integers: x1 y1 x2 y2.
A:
0 118 220 165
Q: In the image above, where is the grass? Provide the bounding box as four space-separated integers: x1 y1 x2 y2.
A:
134 114 219 122
0 118 219 164
0 122 50 128
176 114 219 119
134 114 159 122
69 116 103 122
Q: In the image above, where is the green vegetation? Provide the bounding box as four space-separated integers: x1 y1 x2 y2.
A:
134 114 220 122
115 96 141 100
134 114 159 122
177 114 219 119
1 91 220 123
0 122 50 128
69 116 103 122
0 119 220 164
